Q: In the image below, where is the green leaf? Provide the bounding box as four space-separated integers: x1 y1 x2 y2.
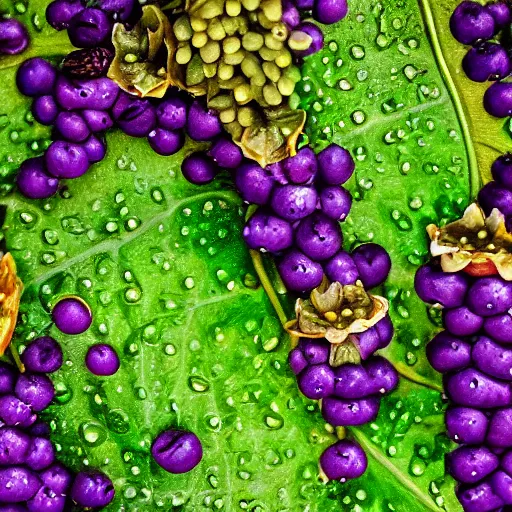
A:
0 0 492 510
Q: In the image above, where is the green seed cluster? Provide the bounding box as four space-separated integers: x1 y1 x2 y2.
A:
172 0 305 136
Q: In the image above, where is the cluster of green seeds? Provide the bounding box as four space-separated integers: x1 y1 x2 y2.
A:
172 0 311 134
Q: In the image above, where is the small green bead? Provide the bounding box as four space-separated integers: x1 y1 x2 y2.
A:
207 18 226 40
176 44 192 65
277 76 295 96
225 0 242 16
223 50 245 65
263 83 282 105
200 40 221 63
242 31 264 52
219 108 236 123
124 53 138 63
259 46 279 61
186 54 206 85
173 15 193 41
262 61 281 82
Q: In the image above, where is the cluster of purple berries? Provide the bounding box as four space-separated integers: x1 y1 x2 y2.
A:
288 322 398 481
0 18 29 55
450 1 512 118
415 265 512 511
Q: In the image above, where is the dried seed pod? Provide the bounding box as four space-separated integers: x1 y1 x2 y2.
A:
62 47 113 78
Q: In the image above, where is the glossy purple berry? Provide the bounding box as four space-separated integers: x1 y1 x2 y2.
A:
282 147 317 184
70 471 115 508
443 306 484 336
208 137 243 169
319 186 352 221
352 243 391 289
472 336 512 380
486 1 512 29
187 101 222 141
40 464 72 495
479 181 512 216
447 445 499 484
235 163 275 204
299 338 330 364
487 408 512 447
55 112 90 142
46 0 84 30
0 395 35 426
457 482 504 512
68 8 112 48
148 128 184 156
270 185 318 221
82 135 106 163
462 43 510 82
16 58 56 97
320 440 367 481
45 141 89 179
467 276 512 316
324 251 359 285
313 0 348 25
490 470 512 505
27 486 66 512
55 76 119 111
112 92 156 137
32 95 59 125
491 153 512 190
293 22 324 57
52 297 92 334
450 1 495 45
446 407 488 445
85 344 120 376
22 336 63 374
181 152 217 185
295 212 343 261
333 364 370 399
414 265 468 308
151 429 203 473
0 363 15 394
15 373 54 412
0 467 41 503
288 348 308 374
98 0 135 21
484 81 512 118
365 356 399 395
0 19 29 55
484 313 512 343
243 211 293 253
26 437 55 471
426 331 471 373
0 427 30 465
17 157 59 199
278 250 324 292
322 396 380 426
317 143 355 185
156 97 187 130
282 1 300 28
82 109 113 132
298 364 334 399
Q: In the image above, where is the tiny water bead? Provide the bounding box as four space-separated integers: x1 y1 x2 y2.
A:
52 296 92 335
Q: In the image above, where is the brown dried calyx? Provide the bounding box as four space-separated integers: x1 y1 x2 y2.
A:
427 203 512 280
62 47 114 78
0 253 23 356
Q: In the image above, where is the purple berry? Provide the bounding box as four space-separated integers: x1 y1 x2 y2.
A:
333 364 370 399
235 163 275 204
55 76 119 111
472 335 512 380
97 0 135 21
15 373 54 412
414 265 468 308
55 111 90 142
82 135 106 163
293 22 324 57
40 464 72 495
82 109 113 132
296 0 314 9
17 157 59 199
295 212 343 261
0 363 15 394
298 364 334 399
313 0 348 25
151 429 203 473
484 313 512 343
147 128 184 156
70 471 115 508
462 43 510 82
352 243 391 289
187 101 222 141
243 211 293 253
322 396 380 426
45 141 89 179
0 467 41 503
27 486 66 512
492 153 512 190
467 276 512 317
52 297 92 335
278 250 324 292
446 407 488 445
46 0 84 30
16 58 56 97
448 445 499 484
288 348 308 374
426 331 472 373
457 481 504 512
478 181 512 216
208 137 243 169
490 470 512 505
26 437 55 471
0 395 35 426
282 147 317 184
319 186 352 221
282 1 300 28
324 251 359 285
181 152 217 185
317 143 354 185
112 92 156 137
0 19 29 55
443 306 484 336
32 95 59 126
22 336 63 374
299 338 330 364
319 440 367 481
484 81 512 118
487 408 512 447
446 368 511 408
68 8 112 48
156 97 187 130
270 185 318 221
0 427 30 465
85 344 120 376
486 1 512 29
365 356 398 395
450 1 495 45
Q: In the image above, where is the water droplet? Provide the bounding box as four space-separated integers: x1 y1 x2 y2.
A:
265 412 284 429
80 421 108 446
106 409 130 434
350 45 365 60
189 376 210 393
